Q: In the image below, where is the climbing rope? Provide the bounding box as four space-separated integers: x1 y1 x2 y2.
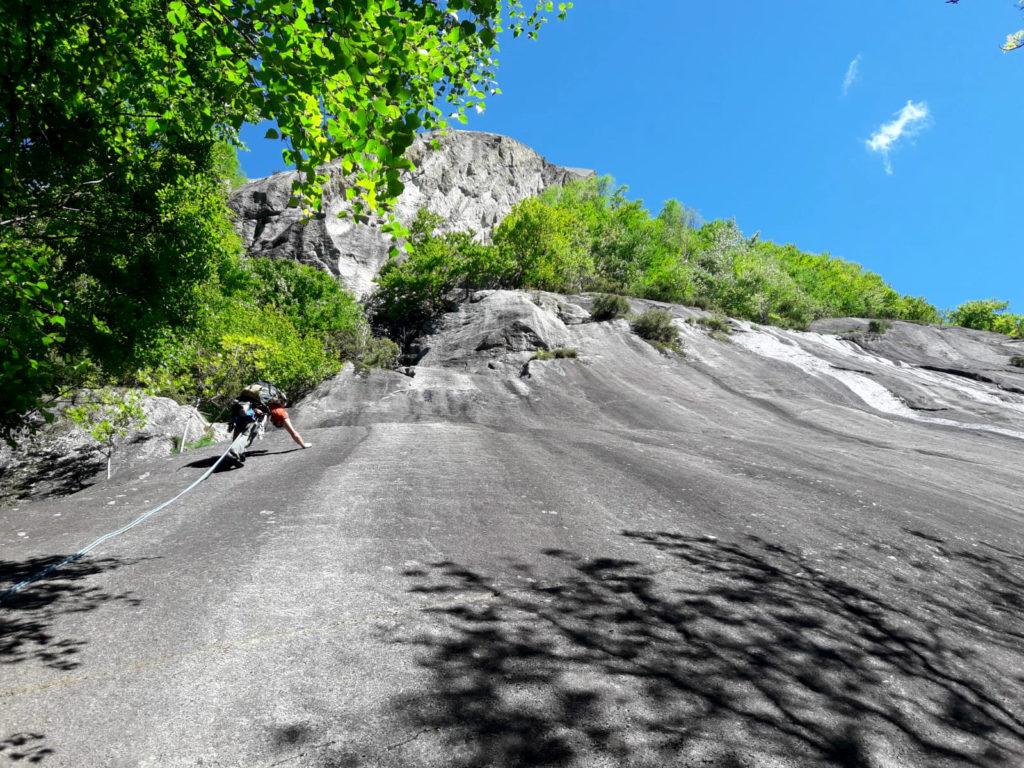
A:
0 431 250 605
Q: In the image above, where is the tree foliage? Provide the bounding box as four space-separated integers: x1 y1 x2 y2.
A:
1 0 566 437
2 0 569 221
65 388 147 479
368 209 512 347
946 299 1024 336
139 256 377 416
370 179 947 347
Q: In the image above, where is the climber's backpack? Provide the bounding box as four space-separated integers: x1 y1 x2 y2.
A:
251 381 286 406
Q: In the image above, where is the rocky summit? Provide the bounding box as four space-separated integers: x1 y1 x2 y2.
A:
229 131 593 296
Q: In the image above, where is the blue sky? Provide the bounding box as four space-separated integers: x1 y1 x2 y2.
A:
239 1 1024 311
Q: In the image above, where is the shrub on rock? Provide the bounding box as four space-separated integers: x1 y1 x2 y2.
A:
689 314 731 334
533 347 578 361
632 309 682 354
868 319 891 335
591 293 631 321
358 337 401 371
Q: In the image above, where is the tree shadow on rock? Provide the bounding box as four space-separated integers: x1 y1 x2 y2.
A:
0 445 105 506
0 555 146 671
392 532 1024 768
0 732 53 764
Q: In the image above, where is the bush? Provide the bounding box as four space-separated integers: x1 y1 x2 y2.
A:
532 347 578 361
946 299 1024 337
240 257 365 337
493 198 593 293
632 308 681 353
65 388 146 479
368 209 511 348
138 256 366 418
868 319 891 335
357 336 401 371
689 314 732 334
590 293 631 321
1010 356 1024 368
371 181 951 360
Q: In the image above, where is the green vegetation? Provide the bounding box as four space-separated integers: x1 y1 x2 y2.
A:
868 319 892 335
139 253 392 417
532 348 578 361
174 430 218 455
631 309 682 355
689 315 732 334
355 337 402 373
1010 356 1024 368
3 1 565 439
591 294 632 321
370 178 945 353
946 300 1024 337
3 133 393 437
367 209 514 347
66 388 147 478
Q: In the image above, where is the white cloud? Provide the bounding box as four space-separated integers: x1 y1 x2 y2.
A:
842 54 862 96
866 100 930 175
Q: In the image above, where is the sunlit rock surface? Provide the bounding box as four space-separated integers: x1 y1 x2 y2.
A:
0 394 217 505
229 131 594 296
5 290 1024 767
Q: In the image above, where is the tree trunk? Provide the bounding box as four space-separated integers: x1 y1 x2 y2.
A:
106 448 112 480
178 400 199 453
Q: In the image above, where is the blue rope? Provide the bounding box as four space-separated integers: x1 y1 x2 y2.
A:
0 431 249 606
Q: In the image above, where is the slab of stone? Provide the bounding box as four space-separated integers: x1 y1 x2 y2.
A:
229 131 594 296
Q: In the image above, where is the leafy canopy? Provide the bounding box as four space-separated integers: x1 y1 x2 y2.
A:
1 0 567 437
2 0 570 220
370 179 945 346
946 299 1024 337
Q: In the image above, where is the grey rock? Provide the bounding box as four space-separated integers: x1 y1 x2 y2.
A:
295 290 1024 444
229 131 594 296
0 393 221 505
417 290 576 373
809 317 872 335
8 289 1024 768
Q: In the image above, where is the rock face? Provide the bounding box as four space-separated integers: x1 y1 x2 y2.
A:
297 290 1024 443
9 291 1024 768
0 394 219 506
228 131 594 297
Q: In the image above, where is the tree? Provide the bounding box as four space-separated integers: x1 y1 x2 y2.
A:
946 299 1024 336
948 1 1024 51
493 198 594 292
1 0 569 437
66 389 147 479
2 0 571 220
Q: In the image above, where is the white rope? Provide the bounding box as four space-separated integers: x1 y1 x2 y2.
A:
0 431 250 605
